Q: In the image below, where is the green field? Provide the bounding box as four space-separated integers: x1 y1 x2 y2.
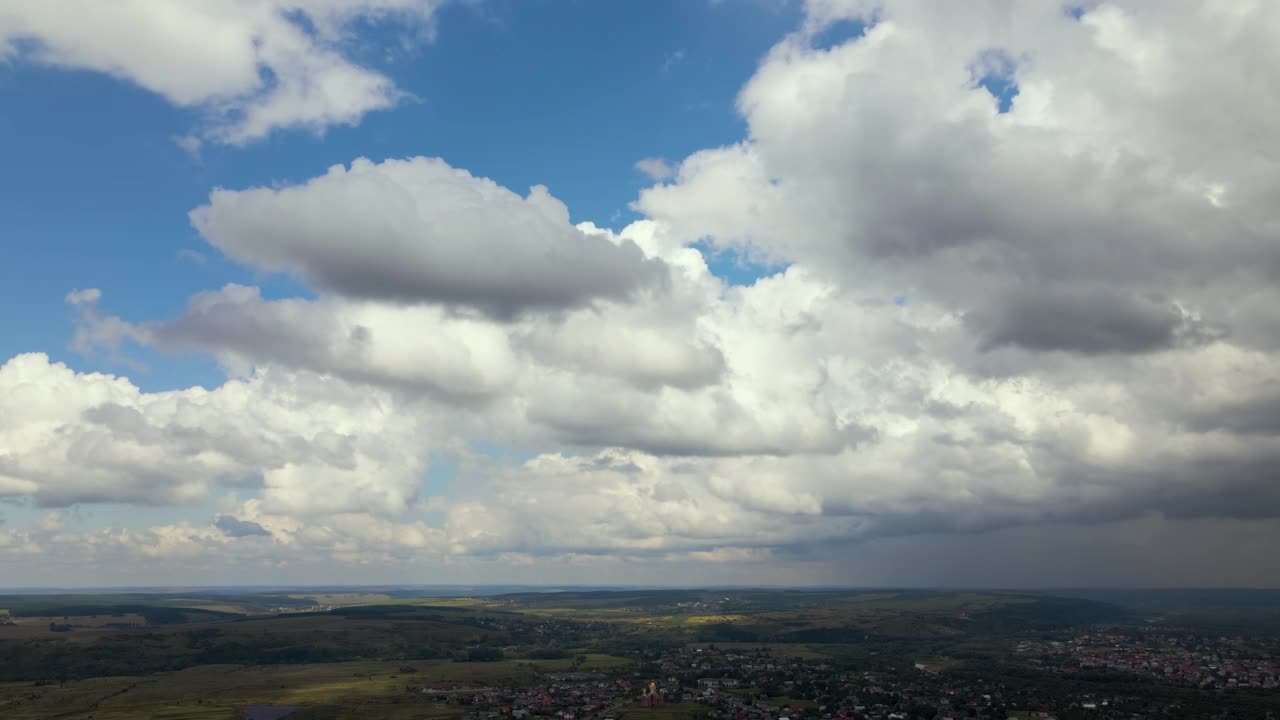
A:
0 654 633 720
685 642 832 660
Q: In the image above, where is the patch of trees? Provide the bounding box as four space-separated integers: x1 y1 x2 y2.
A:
964 598 1131 635
332 605 412 618
183 628 225 649
9 604 241 625
525 647 570 659
462 646 504 662
695 623 763 643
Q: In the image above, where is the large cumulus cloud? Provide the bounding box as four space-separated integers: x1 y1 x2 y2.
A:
0 353 426 515
638 0 1280 357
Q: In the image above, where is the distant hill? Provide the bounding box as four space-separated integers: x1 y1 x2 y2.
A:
1041 588 1280 613
485 588 1131 641
1039 588 1280 634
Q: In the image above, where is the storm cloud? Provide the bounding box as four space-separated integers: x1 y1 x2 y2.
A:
967 290 1193 355
214 515 271 538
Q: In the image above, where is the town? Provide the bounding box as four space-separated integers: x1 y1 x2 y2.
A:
445 639 1280 720
1016 631 1280 691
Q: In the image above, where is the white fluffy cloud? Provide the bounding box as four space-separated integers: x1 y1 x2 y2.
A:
0 0 443 144
0 353 426 515
634 157 676 181
0 503 448 581
443 449 840 558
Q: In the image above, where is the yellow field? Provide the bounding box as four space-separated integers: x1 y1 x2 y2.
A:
680 614 748 625
287 593 396 607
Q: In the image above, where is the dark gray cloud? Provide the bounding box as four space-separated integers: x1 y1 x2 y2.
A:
830 516 1280 588
531 404 873 458
1034 454 1280 528
1186 391 1280 436
150 292 344 372
967 291 1190 355
214 515 271 537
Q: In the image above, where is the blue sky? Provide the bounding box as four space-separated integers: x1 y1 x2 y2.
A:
0 0 795 392
2 1 1277 588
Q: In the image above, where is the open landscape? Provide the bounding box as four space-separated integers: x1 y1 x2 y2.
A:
2 588 1279 719
4 1 1280 719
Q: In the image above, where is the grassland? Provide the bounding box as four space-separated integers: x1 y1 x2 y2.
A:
0 605 525 682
